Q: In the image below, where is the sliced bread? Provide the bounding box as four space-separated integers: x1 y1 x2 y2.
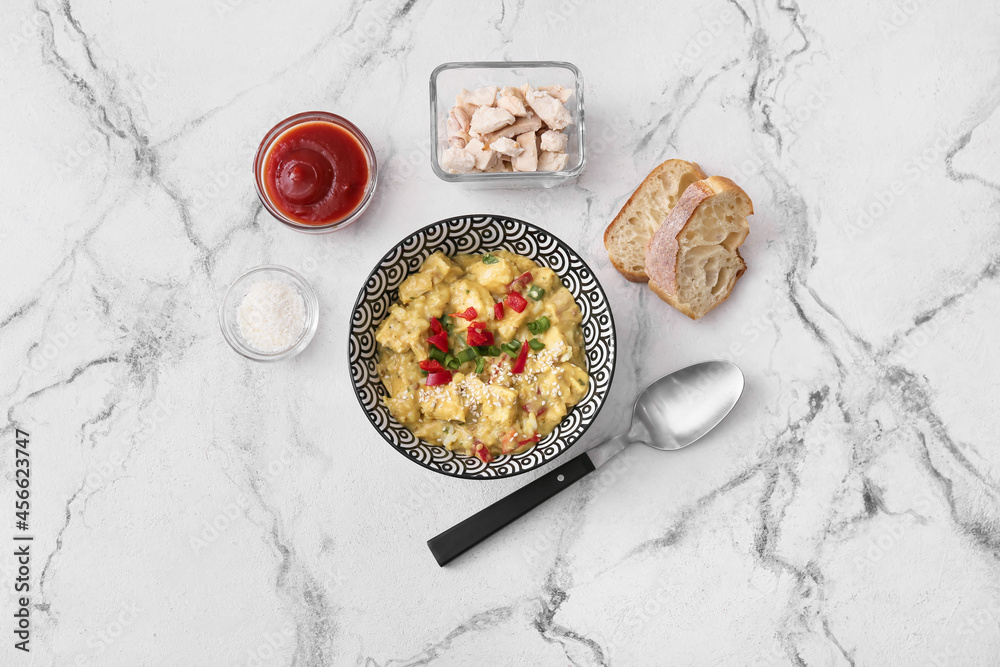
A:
645 176 753 319
604 159 707 282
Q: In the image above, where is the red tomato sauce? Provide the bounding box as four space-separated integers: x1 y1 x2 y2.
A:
262 121 369 225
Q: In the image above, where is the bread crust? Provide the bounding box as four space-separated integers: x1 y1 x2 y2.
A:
645 176 753 319
604 159 707 282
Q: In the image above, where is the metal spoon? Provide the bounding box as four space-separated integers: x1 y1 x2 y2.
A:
428 360 745 566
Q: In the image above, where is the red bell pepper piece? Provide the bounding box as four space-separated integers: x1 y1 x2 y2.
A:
474 444 494 463
518 433 540 445
505 291 527 313
451 307 477 321
494 302 504 320
430 317 443 335
499 430 519 454
427 331 449 352
425 371 452 386
506 271 533 292
511 340 529 374
419 359 446 372
466 321 494 347
468 330 494 347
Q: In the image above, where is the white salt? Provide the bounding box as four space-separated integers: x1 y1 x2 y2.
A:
237 280 306 353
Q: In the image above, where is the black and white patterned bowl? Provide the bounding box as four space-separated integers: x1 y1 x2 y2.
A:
349 215 617 479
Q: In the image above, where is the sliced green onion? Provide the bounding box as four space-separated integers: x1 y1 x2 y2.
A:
527 316 550 335
428 347 446 363
482 253 499 265
475 357 485 374
477 345 501 357
501 340 521 356
528 339 545 351
439 315 454 332
420 369 429 376
457 348 478 363
444 354 461 370
527 285 545 301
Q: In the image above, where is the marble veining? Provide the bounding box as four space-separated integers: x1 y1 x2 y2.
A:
3 0 1000 664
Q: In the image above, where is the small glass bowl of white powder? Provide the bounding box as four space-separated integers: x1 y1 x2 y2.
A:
219 265 319 361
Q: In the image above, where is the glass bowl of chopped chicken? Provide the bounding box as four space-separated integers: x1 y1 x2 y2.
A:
429 61 586 187
219 265 320 362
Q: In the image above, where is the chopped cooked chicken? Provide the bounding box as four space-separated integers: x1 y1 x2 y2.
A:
485 159 512 173
459 103 479 120
537 84 573 103
500 85 525 101
459 86 498 106
450 107 471 133
497 90 527 117
539 129 567 153
490 136 523 158
441 146 476 173
511 132 538 171
464 138 498 170
442 82 574 173
470 106 515 135
482 114 543 144
537 151 570 171
447 109 471 148
524 89 572 130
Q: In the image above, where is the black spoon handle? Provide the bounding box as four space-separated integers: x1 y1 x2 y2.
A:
427 453 596 566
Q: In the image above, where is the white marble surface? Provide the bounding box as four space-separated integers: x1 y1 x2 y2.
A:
3 0 1000 664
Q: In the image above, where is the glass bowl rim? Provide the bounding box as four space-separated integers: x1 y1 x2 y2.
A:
253 111 378 234
219 264 319 362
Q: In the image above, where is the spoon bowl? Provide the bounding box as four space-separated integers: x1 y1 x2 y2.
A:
632 360 745 450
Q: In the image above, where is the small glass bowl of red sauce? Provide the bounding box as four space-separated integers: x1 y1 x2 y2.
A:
254 112 377 233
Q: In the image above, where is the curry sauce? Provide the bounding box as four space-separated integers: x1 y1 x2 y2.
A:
375 251 589 461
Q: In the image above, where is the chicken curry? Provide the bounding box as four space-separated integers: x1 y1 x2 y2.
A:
375 251 589 462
